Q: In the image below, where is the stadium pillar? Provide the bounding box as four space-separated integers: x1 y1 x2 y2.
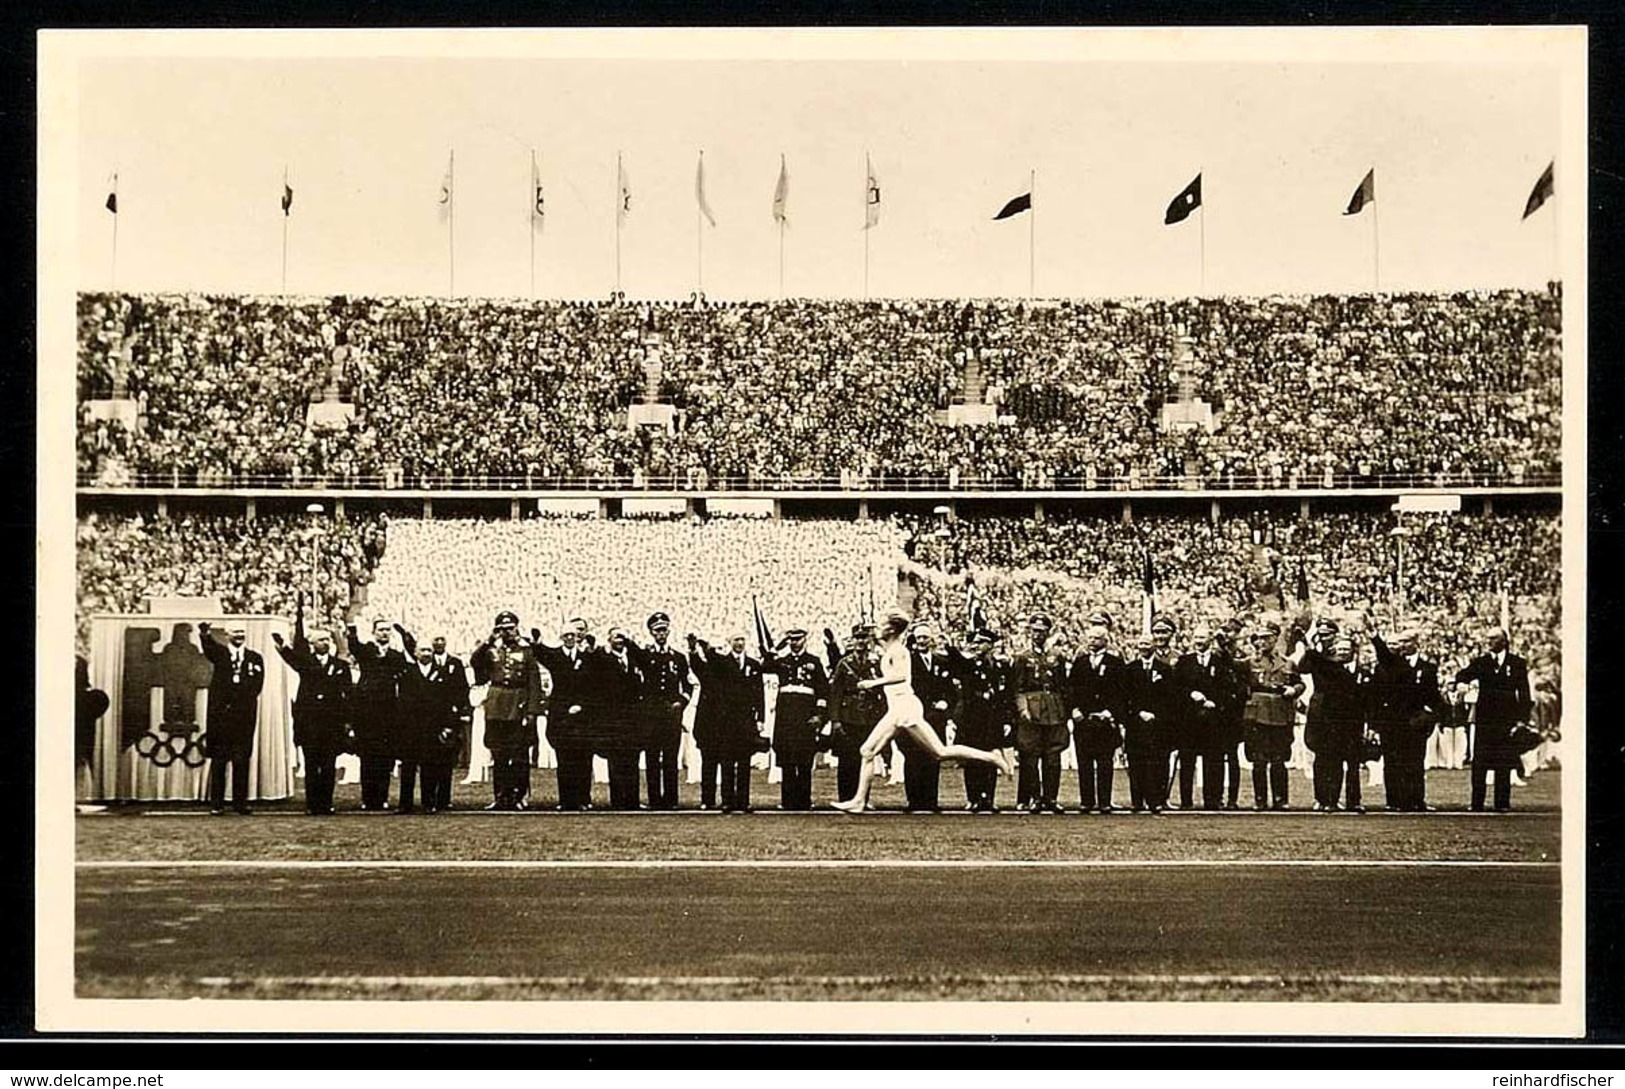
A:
771 499 783 521
245 498 256 522
688 497 708 520
1298 498 1310 523
510 499 521 521
1483 496 1495 516
1121 499 1132 525
1210 499 1220 524
1033 500 1044 523
944 501 958 524
157 497 168 519
857 499 869 522
423 498 434 519
334 499 345 519
599 498 622 519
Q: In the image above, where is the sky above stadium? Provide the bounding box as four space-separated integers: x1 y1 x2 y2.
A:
61 29 1575 301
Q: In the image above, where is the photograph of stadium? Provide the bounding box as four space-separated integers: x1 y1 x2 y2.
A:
39 28 1584 1035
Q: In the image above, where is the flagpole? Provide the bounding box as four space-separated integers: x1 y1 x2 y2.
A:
1371 169 1381 294
615 152 623 295
1198 169 1206 296
863 151 870 300
281 166 290 295
529 148 537 298
779 219 786 298
109 172 118 291
447 149 456 297
1550 163 1560 288
696 152 704 295
1028 168 1036 299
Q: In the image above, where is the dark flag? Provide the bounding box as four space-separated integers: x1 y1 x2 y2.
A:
966 576 988 633
993 192 1032 220
752 594 774 658
1295 557 1310 605
1164 173 1202 225
281 182 294 217
1344 168 1375 216
105 191 117 214
1523 161 1554 220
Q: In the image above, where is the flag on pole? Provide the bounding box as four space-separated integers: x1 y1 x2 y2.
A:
104 182 117 215
864 154 881 230
1141 549 1157 636
1344 168 1375 216
993 192 1032 220
772 154 789 225
1164 173 1202 225
696 151 717 227
532 159 545 225
1523 161 1555 220
1499 584 1512 638
1295 557 1310 605
617 157 632 225
965 577 988 633
439 155 453 207
281 179 294 217
752 594 774 658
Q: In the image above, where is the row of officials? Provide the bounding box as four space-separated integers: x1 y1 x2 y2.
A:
208 594 1539 817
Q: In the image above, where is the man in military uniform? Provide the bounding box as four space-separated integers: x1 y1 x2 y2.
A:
625 612 693 810
587 626 648 810
943 628 1015 812
471 611 545 811
1242 623 1302 810
763 627 831 810
1121 633 1174 813
826 623 885 805
1068 621 1126 813
346 617 410 810
1010 614 1071 814
197 620 266 815
1363 614 1443 812
691 632 765 813
271 594 351 816
1455 626 1533 812
898 623 955 813
535 618 594 810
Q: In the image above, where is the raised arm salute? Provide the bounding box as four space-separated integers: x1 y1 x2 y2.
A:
346 617 410 811
197 618 265 815
272 595 351 816
472 611 545 810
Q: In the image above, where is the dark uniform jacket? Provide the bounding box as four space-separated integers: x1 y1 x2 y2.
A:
1368 634 1443 742
199 628 265 749
1243 654 1302 763
1120 654 1176 750
1455 650 1532 767
1172 650 1243 752
579 646 648 754
471 637 545 752
276 637 352 753
626 640 694 738
1295 647 1368 759
535 642 591 749
910 650 957 737
397 657 470 765
942 650 1015 750
76 655 109 766
695 645 765 759
346 630 409 758
763 650 830 762
1067 649 1127 756
828 650 887 754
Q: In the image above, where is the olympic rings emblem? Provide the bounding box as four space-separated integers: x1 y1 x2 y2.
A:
134 729 208 769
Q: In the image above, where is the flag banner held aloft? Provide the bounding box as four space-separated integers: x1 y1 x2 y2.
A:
1523 161 1554 219
993 192 1032 220
1165 173 1202 224
1344 168 1374 216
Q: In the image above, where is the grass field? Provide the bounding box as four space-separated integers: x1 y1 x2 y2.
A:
74 766 1564 1003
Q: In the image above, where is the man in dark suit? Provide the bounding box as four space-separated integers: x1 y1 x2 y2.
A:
898 623 954 813
1120 633 1175 813
429 635 473 778
76 655 109 804
473 612 545 810
942 628 1015 813
535 619 595 811
1363 614 1444 812
1292 619 1369 813
626 612 693 810
1456 626 1533 812
586 627 648 810
763 627 831 811
394 628 469 814
272 598 352 816
692 632 765 813
346 618 410 810
1068 622 1126 813
197 620 266 815
1173 627 1245 811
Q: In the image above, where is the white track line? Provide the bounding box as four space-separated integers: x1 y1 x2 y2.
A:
116 808 1557 818
188 972 1557 989
77 858 1560 871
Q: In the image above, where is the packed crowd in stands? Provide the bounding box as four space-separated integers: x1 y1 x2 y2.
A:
75 510 385 649
75 505 1562 732
75 288 1561 489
